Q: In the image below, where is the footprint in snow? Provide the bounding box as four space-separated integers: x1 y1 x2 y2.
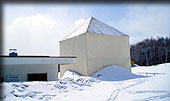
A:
38 94 56 100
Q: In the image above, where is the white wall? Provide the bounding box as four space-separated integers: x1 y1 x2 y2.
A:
86 33 131 76
2 64 58 81
60 33 131 77
60 33 88 77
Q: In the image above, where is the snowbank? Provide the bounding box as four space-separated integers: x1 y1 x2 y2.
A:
132 63 170 74
1 63 170 101
92 65 144 81
61 70 81 80
61 71 100 86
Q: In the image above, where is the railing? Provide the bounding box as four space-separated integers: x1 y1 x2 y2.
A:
135 72 166 76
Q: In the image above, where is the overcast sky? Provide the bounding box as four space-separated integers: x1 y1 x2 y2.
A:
2 3 170 55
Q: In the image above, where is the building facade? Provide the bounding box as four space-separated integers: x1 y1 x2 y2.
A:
60 17 131 77
0 56 76 82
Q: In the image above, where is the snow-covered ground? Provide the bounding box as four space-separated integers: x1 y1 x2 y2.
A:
1 63 170 101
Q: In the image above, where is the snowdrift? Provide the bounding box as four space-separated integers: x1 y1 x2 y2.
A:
1 63 170 101
92 65 144 81
61 70 81 80
61 71 100 87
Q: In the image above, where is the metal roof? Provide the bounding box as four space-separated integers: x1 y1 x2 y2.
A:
63 17 128 40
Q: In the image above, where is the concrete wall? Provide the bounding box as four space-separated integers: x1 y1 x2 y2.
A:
86 33 131 76
1 64 58 81
60 33 131 77
60 33 88 77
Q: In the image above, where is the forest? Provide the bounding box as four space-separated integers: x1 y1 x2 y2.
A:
130 36 170 66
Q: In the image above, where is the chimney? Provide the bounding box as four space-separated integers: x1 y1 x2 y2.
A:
9 49 17 57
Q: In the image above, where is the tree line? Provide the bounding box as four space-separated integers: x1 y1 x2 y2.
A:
130 36 170 66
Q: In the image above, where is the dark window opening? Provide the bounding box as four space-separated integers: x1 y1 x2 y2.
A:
58 65 60 72
27 73 47 81
0 77 4 83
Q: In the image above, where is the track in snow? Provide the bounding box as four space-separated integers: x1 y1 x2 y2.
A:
107 77 170 101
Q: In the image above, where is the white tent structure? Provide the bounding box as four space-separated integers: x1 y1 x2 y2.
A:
60 17 131 77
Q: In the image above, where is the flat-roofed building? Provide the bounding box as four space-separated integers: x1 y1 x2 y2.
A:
0 56 76 82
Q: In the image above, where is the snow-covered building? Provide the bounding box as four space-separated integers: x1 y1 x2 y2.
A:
60 17 131 77
0 56 76 82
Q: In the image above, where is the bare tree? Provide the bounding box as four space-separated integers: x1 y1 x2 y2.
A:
130 36 170 66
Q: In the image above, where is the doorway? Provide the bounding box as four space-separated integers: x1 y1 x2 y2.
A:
27 73 47 81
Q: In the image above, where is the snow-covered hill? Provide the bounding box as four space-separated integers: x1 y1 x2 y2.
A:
1 63 170 101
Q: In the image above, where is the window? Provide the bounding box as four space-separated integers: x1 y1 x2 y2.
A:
0 77 4 83
7 75 20 82
27 73 47 81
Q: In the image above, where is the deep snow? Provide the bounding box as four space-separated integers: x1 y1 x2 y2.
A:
92 65 145 81
0 63 170 101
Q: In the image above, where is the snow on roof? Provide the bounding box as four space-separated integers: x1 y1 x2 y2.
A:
63 17 128 40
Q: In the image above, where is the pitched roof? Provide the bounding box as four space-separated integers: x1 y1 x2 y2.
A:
63 17 128 40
